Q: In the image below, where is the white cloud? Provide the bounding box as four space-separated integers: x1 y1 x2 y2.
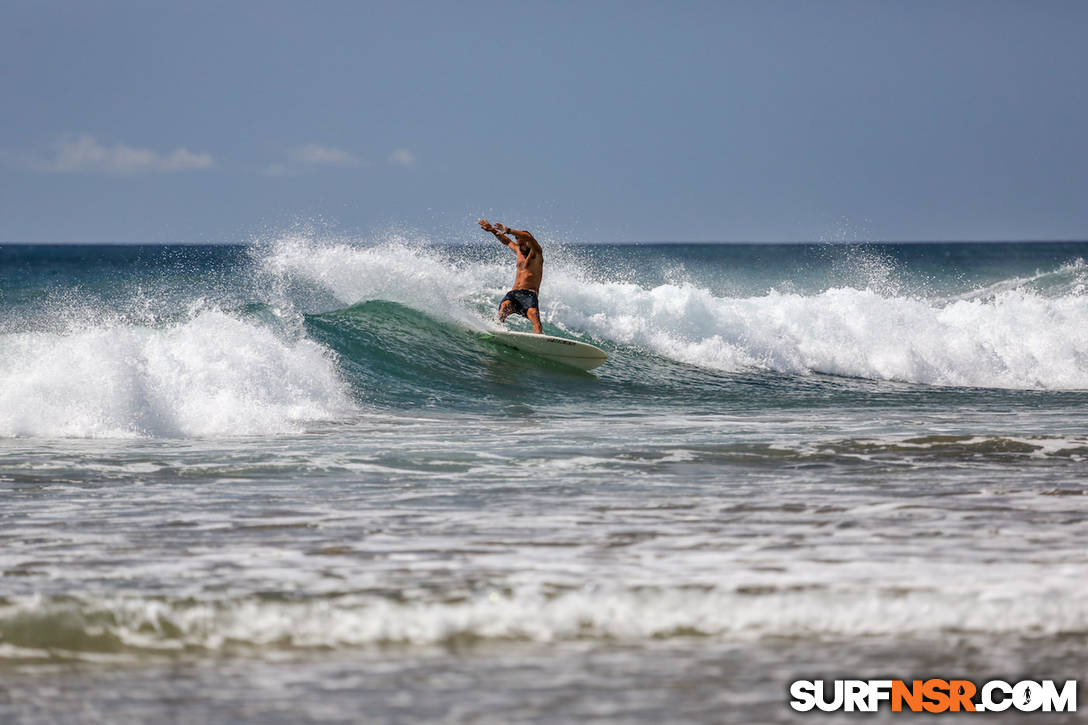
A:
34 134 213 174
388 148 417 166
263 143 363 176
290 143 361 167
262 162 292 177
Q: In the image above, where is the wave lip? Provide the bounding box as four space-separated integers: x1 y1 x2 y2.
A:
0 310 354 438
257 236 498 329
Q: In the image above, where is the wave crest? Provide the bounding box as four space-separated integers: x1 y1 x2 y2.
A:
262 237 1088 390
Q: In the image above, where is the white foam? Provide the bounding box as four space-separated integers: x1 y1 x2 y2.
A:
0 310 353 438
3 581 1086 656
628 286 1082 388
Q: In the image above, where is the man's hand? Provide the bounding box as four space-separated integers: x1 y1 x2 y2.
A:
479 219 511 236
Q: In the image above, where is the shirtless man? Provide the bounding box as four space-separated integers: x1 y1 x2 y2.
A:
478 219 544 334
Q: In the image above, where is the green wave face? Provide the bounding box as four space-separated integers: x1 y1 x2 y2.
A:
304 301 619 412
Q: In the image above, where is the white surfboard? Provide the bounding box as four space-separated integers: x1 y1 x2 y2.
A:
482 330 608 371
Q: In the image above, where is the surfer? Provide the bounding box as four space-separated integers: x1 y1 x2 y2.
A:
478 219 544 334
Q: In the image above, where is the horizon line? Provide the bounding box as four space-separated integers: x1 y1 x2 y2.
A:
3 238 1088 247
2 238 1088 247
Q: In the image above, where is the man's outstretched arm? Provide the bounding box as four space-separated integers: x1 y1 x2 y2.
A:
502 225 536 243
478 219 516 249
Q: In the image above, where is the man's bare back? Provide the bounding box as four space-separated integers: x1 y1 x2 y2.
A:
478 219 544 334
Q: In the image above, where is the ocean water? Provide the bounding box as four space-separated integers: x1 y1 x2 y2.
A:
1 238 1087 723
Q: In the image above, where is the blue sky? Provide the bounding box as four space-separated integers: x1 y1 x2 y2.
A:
2 0 1086 243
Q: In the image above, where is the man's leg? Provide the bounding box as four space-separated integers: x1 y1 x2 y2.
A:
499 300 514 323
526 307 543 334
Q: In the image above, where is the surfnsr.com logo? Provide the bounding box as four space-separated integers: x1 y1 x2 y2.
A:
790 679 1077 713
